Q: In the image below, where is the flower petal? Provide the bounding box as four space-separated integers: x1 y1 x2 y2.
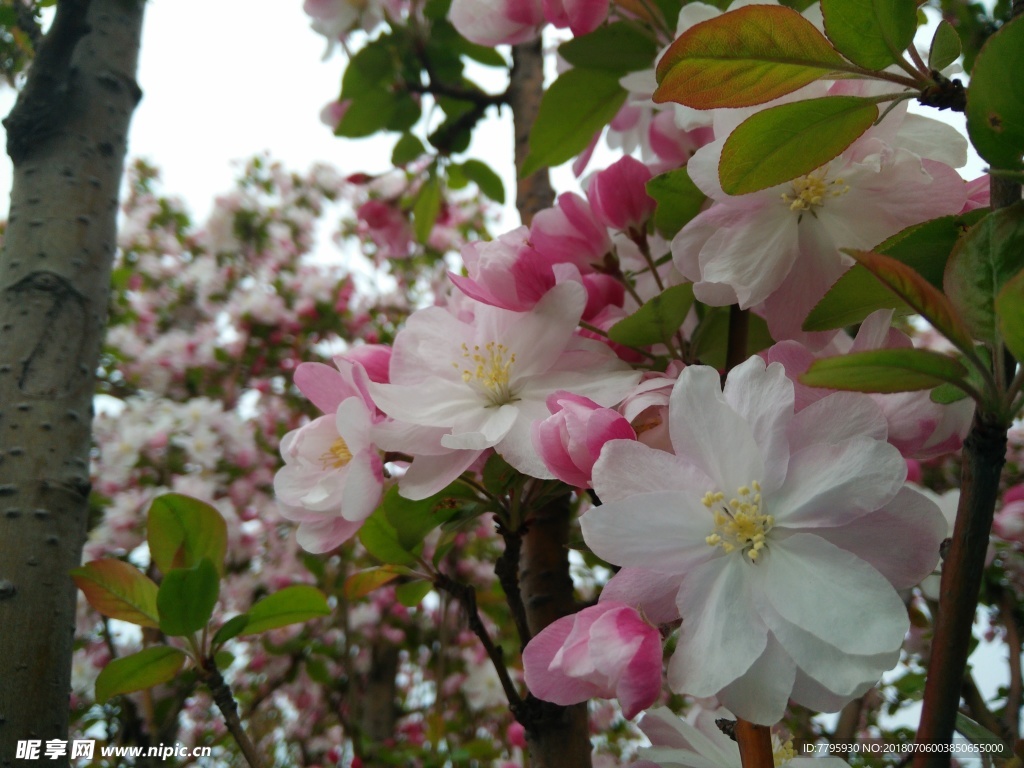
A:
715 634 796 726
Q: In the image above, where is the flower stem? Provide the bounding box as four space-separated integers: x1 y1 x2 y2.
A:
912 411 1008 764
200 660 266 768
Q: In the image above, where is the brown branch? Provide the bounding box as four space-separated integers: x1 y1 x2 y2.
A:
962 672 1010 742
199 661 266 768
509 38 554 224
725 305 750 375
735 719 775 768
495 518 531 650
913 412 1008 765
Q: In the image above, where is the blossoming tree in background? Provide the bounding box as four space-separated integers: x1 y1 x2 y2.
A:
5 0 1024 766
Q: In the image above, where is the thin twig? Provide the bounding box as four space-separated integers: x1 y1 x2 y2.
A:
495 519 532 650
433 571 524 710
200 661 266 768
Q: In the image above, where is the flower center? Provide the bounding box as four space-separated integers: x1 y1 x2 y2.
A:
320 437 353 469
455 341 517 405
772 736 797 766
780 169 850 214
703 481 773 562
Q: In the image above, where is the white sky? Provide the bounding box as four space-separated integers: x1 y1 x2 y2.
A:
0 0 519 224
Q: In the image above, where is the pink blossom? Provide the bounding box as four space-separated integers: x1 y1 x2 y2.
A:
522 602 662 718
533 391 636 488
588 156 656 232
543 0 608 36
763 310 973 460
448 0 544 45
994 485 1024 544
530 192 612 273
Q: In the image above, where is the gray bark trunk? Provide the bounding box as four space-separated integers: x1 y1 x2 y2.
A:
0 1 144 764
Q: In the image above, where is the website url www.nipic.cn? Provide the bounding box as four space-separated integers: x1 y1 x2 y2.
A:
804 741 1006 756
16 740 213 761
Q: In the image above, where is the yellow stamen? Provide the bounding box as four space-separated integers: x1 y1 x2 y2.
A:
320 437 353 469
780 170 850 214
454 341 517 404
704 481 773 563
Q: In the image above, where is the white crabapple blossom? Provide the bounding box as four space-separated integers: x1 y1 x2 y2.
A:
672 84 971 345
368 281 640 487
580 356 947 724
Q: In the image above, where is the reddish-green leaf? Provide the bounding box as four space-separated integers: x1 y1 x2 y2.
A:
943 203 1024 347
654 5 846 109
147 494 227 577
996 269 1024 363
844 249 975 354
966 15 1024 170
71 559 160 628
805 211 987 332
720 96 877 195
241 585 330 635
344 567 401 599
95 647 187 704
821 0 917 71
801 349 969 393
157 559 220 637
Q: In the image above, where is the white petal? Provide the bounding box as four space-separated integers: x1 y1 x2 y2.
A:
787 392 888 454
716 634 796 725
581 491 718 573
443 404 519 450
759 533 908 656
668 557 768 697
398 449 482 499
722 358 794 493
669 365 764 494
791 666 876 714
771 437 905 527
592 440 712 504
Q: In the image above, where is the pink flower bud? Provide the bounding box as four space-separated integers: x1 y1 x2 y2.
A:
523 601 662 719
533 392 635 488
588 156 656 232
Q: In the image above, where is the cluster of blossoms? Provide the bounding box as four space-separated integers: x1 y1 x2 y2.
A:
260 0 1023 761
74 159 537 766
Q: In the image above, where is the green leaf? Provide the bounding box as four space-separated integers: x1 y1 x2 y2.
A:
95 647 187 704
654 5 846 109
344 567 401 599
157 558 220 637
459 159 505 204
392 134 426 166
966 15 1024 170
956 712 1011 751
71 559 160 628
931 346 990 404
647 167 706 237
359 511 419 567
482 452 519 498
147 493 228 577
413 175 443 244
820 0 917 70
559 22 658 74
720 96 877 195
801 349 969 393
805 211 987 331
379 483 467 551
212 614 250 647
395 580 433 607
337 90 400 138
996 268 1024 362
521 68 627 177
929 20 962 71
608 283 695 347
843 249 975 354
943 203 1024 347
689 306 774 369
241 585 330 635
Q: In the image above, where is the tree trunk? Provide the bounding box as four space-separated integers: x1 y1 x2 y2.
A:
519 495 592 768
0 1 144 764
